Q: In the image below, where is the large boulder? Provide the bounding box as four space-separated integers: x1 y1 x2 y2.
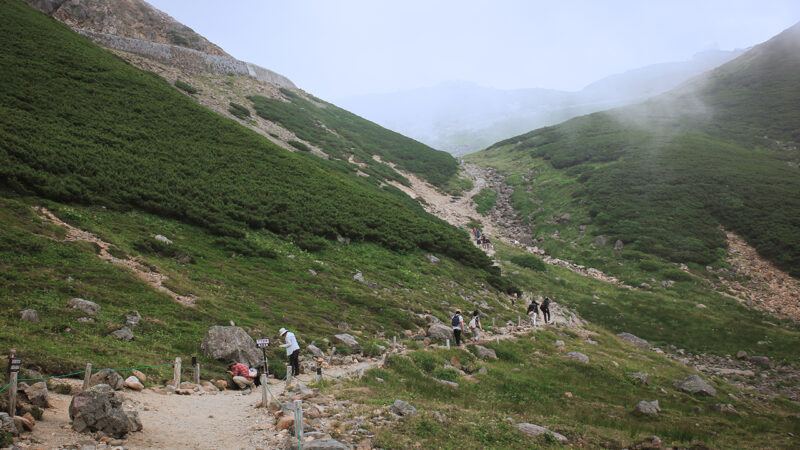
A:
69 298 100 315
20 309 40 323
634 400 660 416
516 423 568 444
89 370 124 391
616 332 651 350
474 345 497 360
69 384 141 438
677 375 716 397
23 382 51 408
389 399 417 417
427 323 453 342
124 376 144 391
333 334 360 352
200 326 262 367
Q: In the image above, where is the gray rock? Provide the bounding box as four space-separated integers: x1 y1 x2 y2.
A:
427 323 453 342
0 412 18 436
634 400 660 416
563 352 589 363
333 333 360 351
712 403 737 413
200 325 262 367
478 366 488 375
554 340 565 348
436 379 459 388
286 437 351 449
516 423 568 444
595 236 607 246
77 317 95 323
90 370 125 391
616 332 651 350
69 384 141 438
125 311 141 328
474 345 497 360
630 371 650 385
154 234 173 244
736 350 748 360
614 240 624 251
353 272 365 283
677 375 716 397
111 327 134 341
389 399 417 416
748 356 773 368
306 344 324 357
20 309 40 323
24 381 51 408
426 254 441 264
69 298 100 315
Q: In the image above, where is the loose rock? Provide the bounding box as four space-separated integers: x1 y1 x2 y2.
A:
69 298 101 315
677 374 716 397
110 327 134 341
630 371 650 386
69 384 142 438
89 370 124 391
124 376 144 391
23 382 51 408
634 400 660 416
616 332 651 349
427 323 452 341
474 345 497 360
20 309 40 323
516 423 569 444
563 352 589 363
333 334 360 352
389 399 417 417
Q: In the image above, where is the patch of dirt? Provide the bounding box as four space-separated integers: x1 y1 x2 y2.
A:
720 231 800 321
35 206 196 307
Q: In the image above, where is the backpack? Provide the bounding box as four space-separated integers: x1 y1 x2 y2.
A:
469 317 477 328
451 314 460 327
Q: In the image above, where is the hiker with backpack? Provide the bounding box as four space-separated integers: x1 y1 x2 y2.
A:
279 327 301 376
451 309 465 347
541 296 551 324
469 310 483 343
527 298 540 327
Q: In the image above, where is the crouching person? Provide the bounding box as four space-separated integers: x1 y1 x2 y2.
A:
227 360 255 391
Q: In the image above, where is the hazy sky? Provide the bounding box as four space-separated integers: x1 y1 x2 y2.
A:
146 1 800 100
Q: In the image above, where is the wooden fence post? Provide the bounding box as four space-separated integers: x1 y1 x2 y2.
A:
295 399 303 442
194 361 200 385
173 357 181 388
83 362 92 390
285 365 292 386
260 373 269 408
8 372 18 417
327 347 336 366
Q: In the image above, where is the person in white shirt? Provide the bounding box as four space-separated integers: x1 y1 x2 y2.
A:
279 327 301 376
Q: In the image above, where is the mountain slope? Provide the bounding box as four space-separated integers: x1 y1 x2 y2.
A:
24 0 460 190
469 22 800 278
0 0 492 274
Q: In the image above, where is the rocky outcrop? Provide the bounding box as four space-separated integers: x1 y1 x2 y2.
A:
201 325 262 367
474 345 497 360
111 326 134 341
24 382 52 408
333 334 360 351
617 332 651 350
427 323 453 341
634 400 660 416
677 375 716 397
75 30 295 88
389 399 417 417
69 384 141 438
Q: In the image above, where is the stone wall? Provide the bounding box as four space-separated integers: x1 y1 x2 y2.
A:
76 29 296 89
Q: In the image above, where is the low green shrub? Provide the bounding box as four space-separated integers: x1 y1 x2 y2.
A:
174 79 197 94
228 102 251 120
660 268 695 283
288 140 311 152
53 384 72 395
509 254 546 271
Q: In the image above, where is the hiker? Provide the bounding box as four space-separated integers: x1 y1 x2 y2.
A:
279 327 301 376
227 360 255 391
469 310 483 343
451 309 465 347
484 236 492 249
527 298 540 327
541 296 551 324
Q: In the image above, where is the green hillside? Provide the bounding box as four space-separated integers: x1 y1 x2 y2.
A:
0 0 499 280
469 22 800 277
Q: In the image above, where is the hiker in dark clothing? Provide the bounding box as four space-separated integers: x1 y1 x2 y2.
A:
451 309 464 347
541 297 551 324
527 299 540 327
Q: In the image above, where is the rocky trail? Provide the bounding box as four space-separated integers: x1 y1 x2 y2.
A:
389 163 635 288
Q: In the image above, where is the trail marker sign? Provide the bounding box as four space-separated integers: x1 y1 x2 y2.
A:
9 358 21 372
256 338 270 348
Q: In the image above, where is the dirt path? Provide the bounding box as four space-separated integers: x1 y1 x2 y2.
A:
35 206 197 307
